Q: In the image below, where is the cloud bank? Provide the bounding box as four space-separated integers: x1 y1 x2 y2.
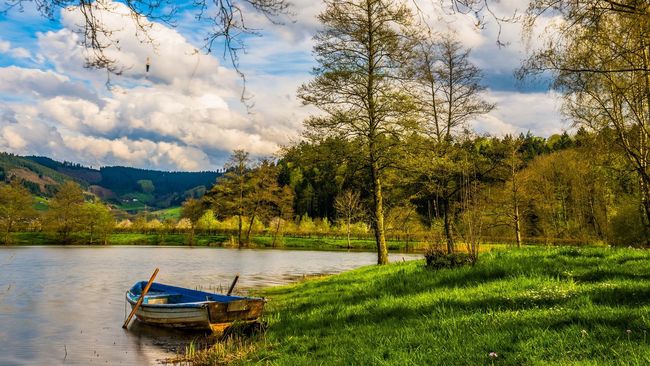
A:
0 0 564 171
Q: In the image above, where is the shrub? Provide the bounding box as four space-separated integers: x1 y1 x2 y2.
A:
424 247 474 270
608 198 647 247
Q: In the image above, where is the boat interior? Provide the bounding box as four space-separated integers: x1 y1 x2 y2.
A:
128 281 247 305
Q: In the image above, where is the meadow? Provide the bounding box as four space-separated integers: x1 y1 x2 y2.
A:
190 246 650 365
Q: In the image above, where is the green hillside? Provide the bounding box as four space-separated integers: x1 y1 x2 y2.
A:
0 152 221 212
0 153 75 195
151 206 182 220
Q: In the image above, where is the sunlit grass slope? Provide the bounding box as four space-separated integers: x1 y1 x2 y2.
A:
243 247 650 365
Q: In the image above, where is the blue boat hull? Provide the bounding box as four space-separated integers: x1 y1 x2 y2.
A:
126 282 265 332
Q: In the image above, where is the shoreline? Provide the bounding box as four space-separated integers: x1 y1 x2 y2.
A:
2 232 438 253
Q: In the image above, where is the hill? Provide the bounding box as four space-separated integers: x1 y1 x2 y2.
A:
0 153 74 195
0 152 221 211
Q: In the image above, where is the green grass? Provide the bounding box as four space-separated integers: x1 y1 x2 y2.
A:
33 196 49 211
8 231 460 252
208 247 650 365
150 206 182 220
107 233 229 246
6 232 228 246
250 236 426 251
114 201 148 211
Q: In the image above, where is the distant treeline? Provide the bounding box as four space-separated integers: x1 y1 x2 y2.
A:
97 166 220 196
25 156 222 196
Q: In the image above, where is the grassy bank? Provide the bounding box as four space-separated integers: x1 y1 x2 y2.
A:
6 232 467 252
193 247 650 365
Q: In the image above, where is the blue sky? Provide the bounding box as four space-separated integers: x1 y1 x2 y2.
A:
0 0 566 171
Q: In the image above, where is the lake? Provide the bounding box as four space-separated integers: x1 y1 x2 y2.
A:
0 246 419 365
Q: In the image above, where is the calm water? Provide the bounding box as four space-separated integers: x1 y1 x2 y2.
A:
0 246 419 365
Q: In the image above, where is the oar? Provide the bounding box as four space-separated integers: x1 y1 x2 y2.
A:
226 273 240 296
123 268 159 329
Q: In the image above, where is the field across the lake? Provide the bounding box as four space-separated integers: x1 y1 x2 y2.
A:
188 246 650 365
9 232 493 252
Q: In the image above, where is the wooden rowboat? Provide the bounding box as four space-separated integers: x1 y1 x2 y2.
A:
126 281 265 333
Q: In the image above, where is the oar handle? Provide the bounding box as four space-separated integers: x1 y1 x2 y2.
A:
123 268 159 329
227 274 240 296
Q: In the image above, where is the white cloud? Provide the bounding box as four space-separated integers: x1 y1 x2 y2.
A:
0 40 10 53
0 66 93 100
0 38 32 59
473 90 567 136
63 135 212 171
0 0 565 171
0 0 314 170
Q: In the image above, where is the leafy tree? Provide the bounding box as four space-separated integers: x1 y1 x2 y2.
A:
137 180 155 194
0 181 36 244
181 198 205 245
279 138 362 220
206 150 253 247
271 185 295 247
385 204 422 251
406 134 503 253
482 136 527 247
132 213 150 233
44 181 85 243
243 159 284 243
298 214 316 235
520 149 609 242
197 210 219 231
521 0 650 242
299 0 419 264
81 201 114 244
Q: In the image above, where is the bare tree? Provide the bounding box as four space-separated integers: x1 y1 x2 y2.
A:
407 34 493 253
334 190 363 249
3 0 291 78
299 0 419 265
410 33 494 143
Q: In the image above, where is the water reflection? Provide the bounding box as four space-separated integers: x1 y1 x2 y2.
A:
0 246 419 365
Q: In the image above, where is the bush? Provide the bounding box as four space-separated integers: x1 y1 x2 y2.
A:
608 198 647 247
424 247 473 270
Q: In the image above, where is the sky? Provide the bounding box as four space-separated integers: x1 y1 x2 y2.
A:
0 0 567 171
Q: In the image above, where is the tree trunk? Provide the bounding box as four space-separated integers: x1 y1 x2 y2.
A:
514 203 522 248
346 219 351 250
442 200 454 254
638 40 650 244
4 220 13 244
245 209 257 244
237 214 243 248
190 226 196 246
370 160 388 265
641 176 650 245
272 216 282 247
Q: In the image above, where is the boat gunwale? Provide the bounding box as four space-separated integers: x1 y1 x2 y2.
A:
126 281 265 309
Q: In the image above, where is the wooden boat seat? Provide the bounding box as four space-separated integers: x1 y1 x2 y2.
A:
144 292 182 304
